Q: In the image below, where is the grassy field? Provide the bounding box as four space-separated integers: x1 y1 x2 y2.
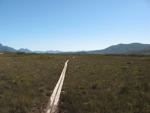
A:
0 53 69 113
59 55 150 113
0 54 149 113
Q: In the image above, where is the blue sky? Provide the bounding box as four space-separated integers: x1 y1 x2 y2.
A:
0 0 149 51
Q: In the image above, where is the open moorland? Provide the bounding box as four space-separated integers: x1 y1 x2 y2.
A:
0 53 69 113
0 54 149 113
59 55 150 113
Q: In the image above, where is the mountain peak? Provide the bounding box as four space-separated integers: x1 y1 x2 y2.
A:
0 43 16 52
18 48 32 53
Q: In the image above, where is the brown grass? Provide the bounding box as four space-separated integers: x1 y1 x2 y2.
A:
59 55 150 113
0 53 69 113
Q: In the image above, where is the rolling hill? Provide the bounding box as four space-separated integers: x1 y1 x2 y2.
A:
89 43 150 54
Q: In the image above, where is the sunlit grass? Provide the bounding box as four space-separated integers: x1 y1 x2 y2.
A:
59 55 150 113
0 53 69 113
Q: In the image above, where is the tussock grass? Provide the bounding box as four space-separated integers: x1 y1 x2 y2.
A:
0 54 69 113
0 54 149 113
59 55 150 113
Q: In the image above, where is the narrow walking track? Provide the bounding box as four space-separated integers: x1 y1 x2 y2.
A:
46 60 69 113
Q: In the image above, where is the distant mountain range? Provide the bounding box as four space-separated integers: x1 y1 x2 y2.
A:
0 43 150 55
0 43 17 52
88 43 150 55
0 43 62 54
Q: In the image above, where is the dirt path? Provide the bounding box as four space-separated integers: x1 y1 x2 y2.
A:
46 60 69 113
